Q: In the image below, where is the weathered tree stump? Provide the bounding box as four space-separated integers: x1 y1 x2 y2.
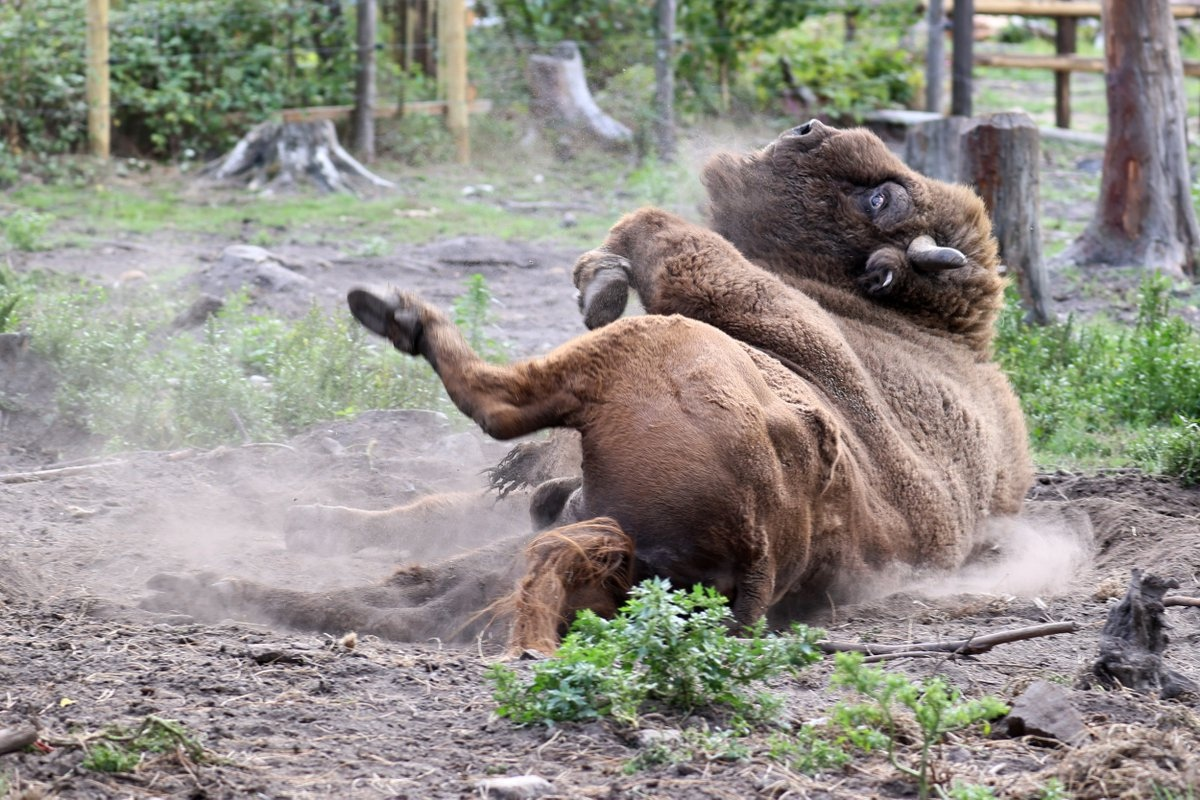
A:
904 111 1050 324
902 115 967 184
960 113 1051 324
1091 569 1198 699
526 41 632 159
200 120 395 195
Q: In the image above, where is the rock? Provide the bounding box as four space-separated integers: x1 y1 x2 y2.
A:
476 774 554 799
195 244 313 299
1005 680 1088 746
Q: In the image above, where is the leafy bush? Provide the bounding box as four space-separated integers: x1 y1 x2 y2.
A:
487 578 824 729
0 264 29 332
0 0 354 159
746 9 922 121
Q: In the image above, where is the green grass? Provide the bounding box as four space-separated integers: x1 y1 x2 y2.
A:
9 269 492 451
996 275 1200 475
6 151 704 249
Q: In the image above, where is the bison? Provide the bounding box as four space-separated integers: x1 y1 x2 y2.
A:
144 121 1031 653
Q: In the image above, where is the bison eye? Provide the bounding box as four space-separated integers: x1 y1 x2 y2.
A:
869 190 888 211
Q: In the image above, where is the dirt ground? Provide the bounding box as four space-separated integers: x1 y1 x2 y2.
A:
2 141 1200 799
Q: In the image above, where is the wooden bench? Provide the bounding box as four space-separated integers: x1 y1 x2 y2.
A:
951 0 1200 128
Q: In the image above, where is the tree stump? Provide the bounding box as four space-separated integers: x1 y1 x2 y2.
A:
200 120 395 195
1091 569 1198 699
904 111 1050 324
526 41 632 159
960 113 1051 324
902 115 967 184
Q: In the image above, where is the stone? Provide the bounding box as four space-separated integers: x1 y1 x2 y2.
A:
1005 680 1088 746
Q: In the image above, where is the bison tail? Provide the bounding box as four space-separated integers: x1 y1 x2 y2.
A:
497 517 635 657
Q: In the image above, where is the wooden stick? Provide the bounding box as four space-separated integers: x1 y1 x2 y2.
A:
0 725 39 755
0 461 126 484
1164 595 1200 608
818 621 1079 658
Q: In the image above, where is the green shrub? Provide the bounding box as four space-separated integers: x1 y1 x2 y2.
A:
0 0 354 158
487 578 824 729
746 9 922 121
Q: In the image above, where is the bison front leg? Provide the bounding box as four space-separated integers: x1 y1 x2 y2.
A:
573 209 873 412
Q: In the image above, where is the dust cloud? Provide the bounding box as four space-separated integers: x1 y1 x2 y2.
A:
907 505 1096 601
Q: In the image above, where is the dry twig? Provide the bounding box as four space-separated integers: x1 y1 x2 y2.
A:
818 621 1078 660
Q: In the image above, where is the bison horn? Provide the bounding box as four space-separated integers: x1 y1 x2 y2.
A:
908 235 967 272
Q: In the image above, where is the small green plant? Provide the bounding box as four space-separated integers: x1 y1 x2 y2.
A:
624 727 750 773
1 208 52 252
452 273 507 362
353 235 389 258
0 264 26 332
487 578 824 729
831 653 1009 800
766 725 853 775
81 716 206 774
945 781 999 800
1038 778 1070 800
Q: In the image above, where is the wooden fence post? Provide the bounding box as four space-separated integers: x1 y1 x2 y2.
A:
951 0 973 116
654 0 676 162
439 0 469 164
353 0 377 161
85 0 110 159
925 0 945 113
960 113 1050 324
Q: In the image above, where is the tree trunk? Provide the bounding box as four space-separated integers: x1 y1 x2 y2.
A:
353 0 377 161
200 121 395 195
654 0 676 163
1065 0 1199 278
526 42 632 159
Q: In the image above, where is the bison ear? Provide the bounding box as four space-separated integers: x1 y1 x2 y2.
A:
347 289 395 338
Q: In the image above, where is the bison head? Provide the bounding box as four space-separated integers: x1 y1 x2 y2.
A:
702 120 1005 348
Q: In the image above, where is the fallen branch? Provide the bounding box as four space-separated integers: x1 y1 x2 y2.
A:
818 621 1079 659
1164 595 1200 608
0 724 39 755
0 461 127 484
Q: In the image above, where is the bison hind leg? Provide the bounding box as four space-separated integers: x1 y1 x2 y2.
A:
502 517 634 657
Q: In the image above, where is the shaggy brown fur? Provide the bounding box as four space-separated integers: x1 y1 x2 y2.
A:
144 123 1031 653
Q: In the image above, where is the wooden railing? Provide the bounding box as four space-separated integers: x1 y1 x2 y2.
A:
951 0 1200 128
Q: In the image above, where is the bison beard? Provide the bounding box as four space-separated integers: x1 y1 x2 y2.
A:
143 122 1032 655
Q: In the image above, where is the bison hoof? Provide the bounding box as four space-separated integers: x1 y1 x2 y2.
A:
572 251 631 330
347 289 424 356
860 247 904 297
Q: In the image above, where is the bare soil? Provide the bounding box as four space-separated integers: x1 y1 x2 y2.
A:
2 169 1199 799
